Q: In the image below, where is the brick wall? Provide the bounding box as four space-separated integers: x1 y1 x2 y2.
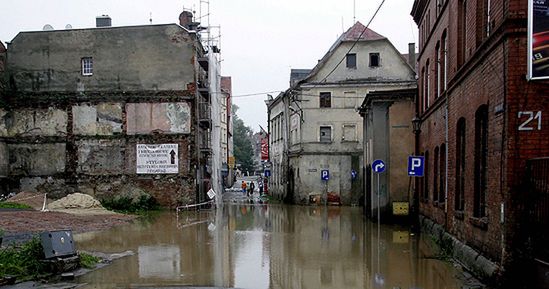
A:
414 0 549 274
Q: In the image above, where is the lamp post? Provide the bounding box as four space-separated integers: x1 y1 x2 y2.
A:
411 116 421 233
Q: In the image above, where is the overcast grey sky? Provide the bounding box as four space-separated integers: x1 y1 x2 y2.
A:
0 0 418 132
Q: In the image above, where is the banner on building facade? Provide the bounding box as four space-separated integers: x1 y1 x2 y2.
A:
528 0 549 79
136 144 179 174
261 136 269 160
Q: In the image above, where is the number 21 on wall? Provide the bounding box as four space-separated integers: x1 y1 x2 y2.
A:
518 111 542 131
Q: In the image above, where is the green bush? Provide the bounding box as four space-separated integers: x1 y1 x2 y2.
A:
0 237 48 280
0 202 33 209
78 252 100 269
101 194 159 213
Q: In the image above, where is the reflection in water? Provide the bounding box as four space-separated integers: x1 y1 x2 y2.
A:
75 204 464 289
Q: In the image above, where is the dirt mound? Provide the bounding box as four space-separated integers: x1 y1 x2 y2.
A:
7 192 47 210
48 193 104 210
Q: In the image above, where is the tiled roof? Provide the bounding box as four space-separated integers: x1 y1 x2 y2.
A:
342 21 385 41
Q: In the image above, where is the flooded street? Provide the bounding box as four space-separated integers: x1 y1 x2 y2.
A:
74 199 468 289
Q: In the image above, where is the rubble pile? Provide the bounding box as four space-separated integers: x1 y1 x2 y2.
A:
48 193 104 210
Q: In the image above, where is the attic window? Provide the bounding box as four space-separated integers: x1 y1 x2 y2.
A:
346 53 357 68
369 53 380 67
81 57 93 76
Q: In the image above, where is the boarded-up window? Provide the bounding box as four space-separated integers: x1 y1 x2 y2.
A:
346 53 357 68
342 124 356 141
320 126 331 142
344 91 356 108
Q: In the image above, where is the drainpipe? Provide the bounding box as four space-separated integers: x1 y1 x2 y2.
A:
445 89 449 228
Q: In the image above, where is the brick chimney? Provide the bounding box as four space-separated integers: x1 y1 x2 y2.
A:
179 11 193 29
408 43 416 68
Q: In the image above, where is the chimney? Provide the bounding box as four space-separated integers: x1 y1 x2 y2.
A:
96 15 112 27
408 43 416 68
179 11 194 29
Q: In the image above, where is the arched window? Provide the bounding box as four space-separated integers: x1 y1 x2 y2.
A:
474 105 488 218
455 118 466 212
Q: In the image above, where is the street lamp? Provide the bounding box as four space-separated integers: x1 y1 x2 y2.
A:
412 116 422 135
411 115 421 233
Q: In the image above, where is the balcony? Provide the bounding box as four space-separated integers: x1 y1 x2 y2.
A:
198 87 210 101
199 131 212 154
199 101 211 129
198 56 209 71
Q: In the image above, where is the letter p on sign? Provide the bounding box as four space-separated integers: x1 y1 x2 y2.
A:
408 156 424 177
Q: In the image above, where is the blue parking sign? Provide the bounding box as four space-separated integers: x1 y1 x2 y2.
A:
321 170 329 181
408 156 425 177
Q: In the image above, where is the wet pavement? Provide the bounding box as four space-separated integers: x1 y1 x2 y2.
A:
71 190 477 289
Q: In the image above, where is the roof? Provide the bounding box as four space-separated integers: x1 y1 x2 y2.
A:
342 21 385 42
0 41 5 53
301 22 387 85
290 69 311 86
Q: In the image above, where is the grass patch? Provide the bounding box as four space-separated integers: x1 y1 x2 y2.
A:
0 237 48 281
0 202 33 210
78 252 100 269
101 195 160 214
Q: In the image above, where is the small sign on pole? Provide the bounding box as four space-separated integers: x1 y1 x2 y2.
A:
321 170 330 181
372 159 386 174
407 156 425 177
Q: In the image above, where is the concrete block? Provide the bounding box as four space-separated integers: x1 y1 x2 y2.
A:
20 177 67 199
9 143 66 175
77 140 125 175
126 102 191 135
73 103 122 135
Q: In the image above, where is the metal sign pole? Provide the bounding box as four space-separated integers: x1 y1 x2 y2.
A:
324 180 328 207
377 173 380 223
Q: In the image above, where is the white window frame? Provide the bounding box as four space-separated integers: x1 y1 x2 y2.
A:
81 57 93 76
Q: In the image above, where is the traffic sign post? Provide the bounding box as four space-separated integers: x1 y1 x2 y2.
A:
407 156 425 177
321 170 329 206
372 159 385 223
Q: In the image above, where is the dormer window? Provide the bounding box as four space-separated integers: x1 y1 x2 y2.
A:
81 57 93 76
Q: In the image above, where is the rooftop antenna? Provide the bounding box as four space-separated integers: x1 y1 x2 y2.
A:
353 0 356 23
149 12 152 24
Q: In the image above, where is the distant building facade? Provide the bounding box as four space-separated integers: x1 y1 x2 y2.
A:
267 22 416 205
412 0 549 286
0 14 221 207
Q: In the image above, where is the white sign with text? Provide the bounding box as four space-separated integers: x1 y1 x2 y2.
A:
136 144 179 174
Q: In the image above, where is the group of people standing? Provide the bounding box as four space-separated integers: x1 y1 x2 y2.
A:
241 180 263 197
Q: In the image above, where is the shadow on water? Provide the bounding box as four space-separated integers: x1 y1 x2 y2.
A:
74 204 466 289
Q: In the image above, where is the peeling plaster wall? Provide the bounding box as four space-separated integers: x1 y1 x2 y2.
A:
2 24 202 208
77 139 125 174
73 103 123 135
126 102 191 135
0 108 67 137
8 143 66 175
7 25 195 92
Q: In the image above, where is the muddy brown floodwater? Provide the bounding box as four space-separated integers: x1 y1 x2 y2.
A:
74 204 468 289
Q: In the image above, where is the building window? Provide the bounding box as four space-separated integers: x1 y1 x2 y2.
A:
435 42 441 99
369 53 380 67
476 0 490 45
320 92 331 108
474 105 488 218
439 143 446 204
455 118 466 212
342 124 356 141
441 30 448 91
421 67 426 112
424 59 430 110
424 150 430 201
81 57 93 76
320 126 332 143
433 146 439 202
346 53 357 68
458 0 467 66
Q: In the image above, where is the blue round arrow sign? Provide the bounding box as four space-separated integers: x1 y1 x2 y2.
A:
372 159 386 173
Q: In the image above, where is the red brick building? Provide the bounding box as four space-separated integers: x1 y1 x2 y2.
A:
412 0 549 286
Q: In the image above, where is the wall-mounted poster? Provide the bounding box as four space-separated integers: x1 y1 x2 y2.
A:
529 0 549 80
